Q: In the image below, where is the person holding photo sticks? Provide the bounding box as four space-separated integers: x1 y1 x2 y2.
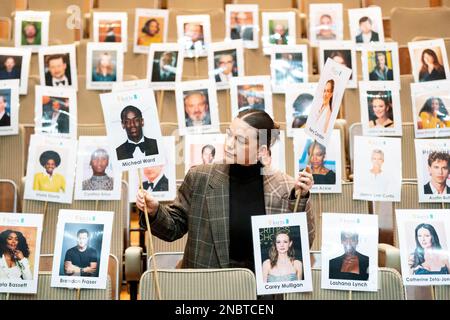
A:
136 109 315 272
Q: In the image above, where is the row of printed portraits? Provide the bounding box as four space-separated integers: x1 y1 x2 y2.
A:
2 48 449 139
21 128 450 205
0 38 448 101
254 210 450 295
12 6 423 54
3 18 449 94
4 209 449 295
0 211 113 294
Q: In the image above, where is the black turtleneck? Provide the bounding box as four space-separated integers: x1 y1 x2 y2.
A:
229 162 266 272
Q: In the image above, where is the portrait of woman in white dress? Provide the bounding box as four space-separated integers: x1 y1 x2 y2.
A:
314 79 334 135
0 229 33 280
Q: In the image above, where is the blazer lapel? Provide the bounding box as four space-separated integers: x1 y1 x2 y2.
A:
206 165 230 268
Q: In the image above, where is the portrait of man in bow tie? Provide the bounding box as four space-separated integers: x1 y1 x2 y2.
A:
142 165 168 192
115 105 159 160
44 54 72 87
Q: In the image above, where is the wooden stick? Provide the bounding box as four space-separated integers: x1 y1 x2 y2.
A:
5 292 9 300
294 140 317 212
158 90 165 120
95 200 99 211
348 290 352 300
76 288 81 300
226 89 231 122
137 169 162 300
43 201 48 215
194 56 199 78
431 285 436 300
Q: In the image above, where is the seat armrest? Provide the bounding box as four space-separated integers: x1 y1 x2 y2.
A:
125 246 144 282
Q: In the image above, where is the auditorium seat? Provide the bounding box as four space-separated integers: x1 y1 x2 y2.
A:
0 0 15 17
0 179 18 212
234 0 293 9
18 76 43 125
139 268 257 300
284 268 405 300
390 7 450 46
4 272 113 300
28 0 91 12
22 180 129 285
284 269 348 300
400 74 414 123
147 252 184 269
362 0 429 18
167 0 224 9
146 233 188 256
96 0 158 10
36 253 120 300
435 286 450 300
49 10 81 43
124 40 147 78
0 16 11 40
341 74 364 127
0 127 25 196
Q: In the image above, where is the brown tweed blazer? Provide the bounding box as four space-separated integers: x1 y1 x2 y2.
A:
146 164 315 268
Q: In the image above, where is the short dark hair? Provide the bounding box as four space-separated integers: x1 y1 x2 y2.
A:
39 150 61 167
46 54 67 65
142 18 160 35
237 109 280 149
77 229 90 237
0 95 6 103
202 144 216 157
428 151 450 167
307 141 326 157
120 105 142 121
359 16 372 25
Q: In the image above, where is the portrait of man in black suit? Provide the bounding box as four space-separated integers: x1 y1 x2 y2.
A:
116 105 159 160
355 16 379 44
230 11 254 41
424 151 450 195
142 165 168 192
0 93 11 127
329 231 370 281
151 51 177 82
369 51 394 81
44 54 72 87
41 96 70 134
214 50 237 83
0 56 21 80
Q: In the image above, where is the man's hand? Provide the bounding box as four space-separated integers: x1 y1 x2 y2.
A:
295 166 314 196
136 190 159 218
